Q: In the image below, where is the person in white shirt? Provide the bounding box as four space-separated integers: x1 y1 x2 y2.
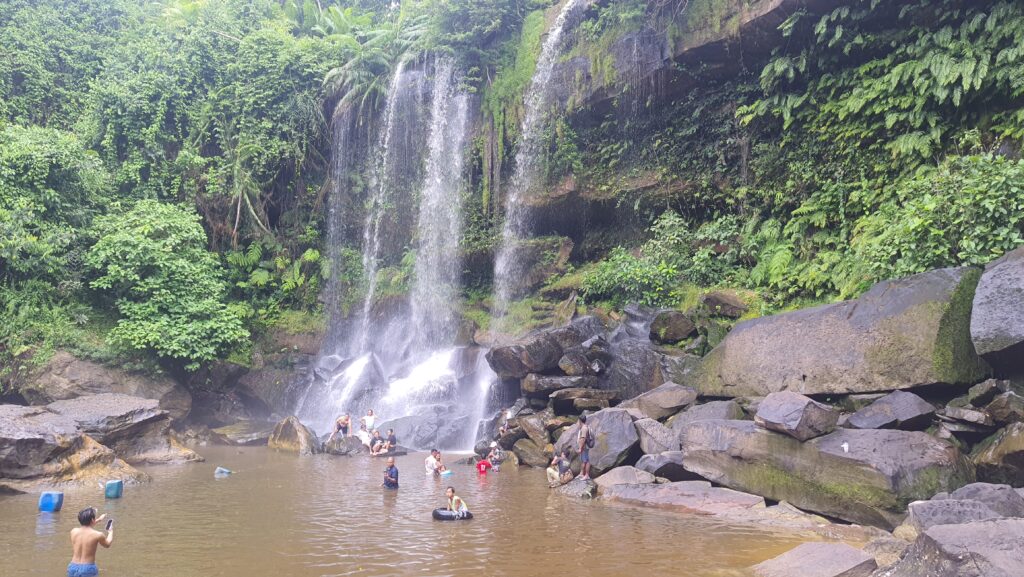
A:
361 409 376 431
424 448 440 475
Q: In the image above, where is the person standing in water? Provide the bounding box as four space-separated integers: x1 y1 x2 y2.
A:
68 507 113 577
424 449 441 475
577 414 593 481
383 457 399 489
445 486 469 517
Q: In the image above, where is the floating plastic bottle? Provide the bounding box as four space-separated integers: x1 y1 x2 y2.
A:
104 480 123 499
38 491 63 512
214 467 232 477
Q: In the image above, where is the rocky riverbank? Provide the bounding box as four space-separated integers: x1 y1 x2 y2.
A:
478 245 1024 576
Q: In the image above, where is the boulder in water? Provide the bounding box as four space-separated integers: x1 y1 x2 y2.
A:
883 519 1024 577
970 245 1024 377
679 420 975 529
268 416 321 455
751 542 877 577
846 391 935 431
618 382 697 421
519 413 552 447
593 465 655 492
602 480 766 517
324 435 369 456
553 408 640 476
210 420 277 446
754 391 839 441
690 267 989 397
46 393 201 465
0 404 147 493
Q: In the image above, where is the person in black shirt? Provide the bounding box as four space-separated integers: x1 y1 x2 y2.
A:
386 429 397 450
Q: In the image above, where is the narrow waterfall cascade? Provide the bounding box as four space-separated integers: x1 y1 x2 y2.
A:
492 0 589 323
299 59 492 450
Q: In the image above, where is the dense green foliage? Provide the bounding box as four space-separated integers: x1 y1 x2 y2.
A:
3 0 1024 379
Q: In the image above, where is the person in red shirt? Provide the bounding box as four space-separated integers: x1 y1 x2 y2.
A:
476 458 493 474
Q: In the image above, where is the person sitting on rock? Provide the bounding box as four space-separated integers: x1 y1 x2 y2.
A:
445 486 469 517
547 450 573 487
384 429 398 452
356 424 372 447
370 430 385 454
383 457 399 489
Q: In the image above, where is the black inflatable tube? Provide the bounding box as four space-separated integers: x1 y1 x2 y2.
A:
432 508 473 521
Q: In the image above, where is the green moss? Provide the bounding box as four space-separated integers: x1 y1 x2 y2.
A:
933 267 989 383
271 309 326 335
734 462 899 512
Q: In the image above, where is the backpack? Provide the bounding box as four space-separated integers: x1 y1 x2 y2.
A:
585 427 595 448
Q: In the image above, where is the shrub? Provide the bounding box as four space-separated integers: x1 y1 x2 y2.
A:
581 247 677 307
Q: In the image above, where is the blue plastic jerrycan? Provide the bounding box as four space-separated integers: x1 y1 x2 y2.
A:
38 491 64 512
104 480 124 499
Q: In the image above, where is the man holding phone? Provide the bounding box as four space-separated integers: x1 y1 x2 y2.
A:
68 507 113 577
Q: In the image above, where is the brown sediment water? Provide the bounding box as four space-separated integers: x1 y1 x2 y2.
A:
0 446 811 576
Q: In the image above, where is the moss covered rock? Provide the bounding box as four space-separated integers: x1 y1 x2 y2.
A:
679 420 975 529
689 267 990 397
267 416 321 455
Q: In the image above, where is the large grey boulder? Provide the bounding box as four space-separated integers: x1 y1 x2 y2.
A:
0 404 148 493
557 477 597 499
905 499 1002 531
602 480 766 516
594 465 656 492
972 423 1024 485
518 413 552 447
210 420 277 446
950 482 1024 517
679 420 975 529
881 519 1024 577
46 393 200 465
21 351 192 420
267 416 321 455
553 408 640 476
970 245 1024 376
635 451 693 481
634 418 679 454
604 339 668 400
846 391 935 431
690 267 989 397
618 382 697 421
752 542 877 577
323 435 369 456
754 391 838 441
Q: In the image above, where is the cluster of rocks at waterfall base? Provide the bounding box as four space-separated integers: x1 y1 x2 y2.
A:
478 247 1024 576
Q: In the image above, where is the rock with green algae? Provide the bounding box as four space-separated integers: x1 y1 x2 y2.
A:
687 267 989 397
678 420 975 529
972 422 1024 484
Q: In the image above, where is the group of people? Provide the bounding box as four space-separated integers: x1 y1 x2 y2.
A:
326 409 399 456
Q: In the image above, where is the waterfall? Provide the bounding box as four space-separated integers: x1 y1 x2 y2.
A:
492 0 589 322
299 58 493 450
409 59 469 350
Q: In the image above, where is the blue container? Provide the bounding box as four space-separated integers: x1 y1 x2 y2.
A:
104 480 123 499
38 491 64 512
214 467 232 477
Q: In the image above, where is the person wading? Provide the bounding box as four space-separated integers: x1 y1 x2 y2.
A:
68 507 113 577
383 457 399 489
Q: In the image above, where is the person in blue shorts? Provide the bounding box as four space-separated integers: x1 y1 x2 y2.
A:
68 507 113 576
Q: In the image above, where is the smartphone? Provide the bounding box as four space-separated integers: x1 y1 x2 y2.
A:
105 519 113 531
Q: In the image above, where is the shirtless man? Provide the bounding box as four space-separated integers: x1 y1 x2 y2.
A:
68 507 113 577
